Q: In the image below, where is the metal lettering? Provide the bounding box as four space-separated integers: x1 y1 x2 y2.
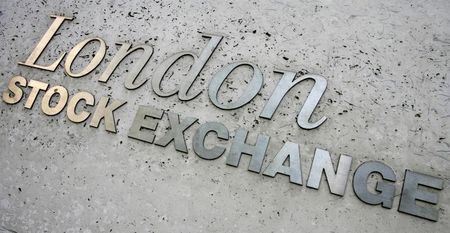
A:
306 148 352 196
263 141 302 185
259 70 327 129
89 97 126 133
99 43 153 90
24 79 49 109
154 112 198 153
152 33 223 100
2 76 27 104
128 105 164 143
209 62 263 110
226 128 270 173
66 91 95 123
353 161 396 208
41 85 69 116
18 15 73 71
64 37 106 77
193 122 229 160
398 170 444 221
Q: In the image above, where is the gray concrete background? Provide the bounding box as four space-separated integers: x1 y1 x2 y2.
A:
0 0 449 232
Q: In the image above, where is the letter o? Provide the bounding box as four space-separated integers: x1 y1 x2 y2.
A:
41 86 69 116
64 37 106 77
208 62 263 110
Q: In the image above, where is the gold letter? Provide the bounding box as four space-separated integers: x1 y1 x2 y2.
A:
67 91 95 123
19 15 73 71
41 85 69 116
2 76 27 104
25 79 49 109
89 97 126 133
64 38 106 78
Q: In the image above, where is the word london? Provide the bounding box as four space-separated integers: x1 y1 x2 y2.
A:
2 15 444 222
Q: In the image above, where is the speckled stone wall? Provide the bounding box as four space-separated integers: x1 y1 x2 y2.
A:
0 0 449 232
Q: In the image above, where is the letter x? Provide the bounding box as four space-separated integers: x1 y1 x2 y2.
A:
154 112 198 153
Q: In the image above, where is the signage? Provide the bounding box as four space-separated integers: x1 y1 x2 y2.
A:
2 14 445 222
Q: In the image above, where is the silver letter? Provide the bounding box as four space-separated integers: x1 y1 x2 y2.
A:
259 70 327 129
193 122 229 160
263 141 302 185
209 62 263 110
99 43 153 90
152 33 223 100
353 161 396 208
128 105 164 143
398 170 444 221
226 128 270 173
154 112 198 153
306 148 352 196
